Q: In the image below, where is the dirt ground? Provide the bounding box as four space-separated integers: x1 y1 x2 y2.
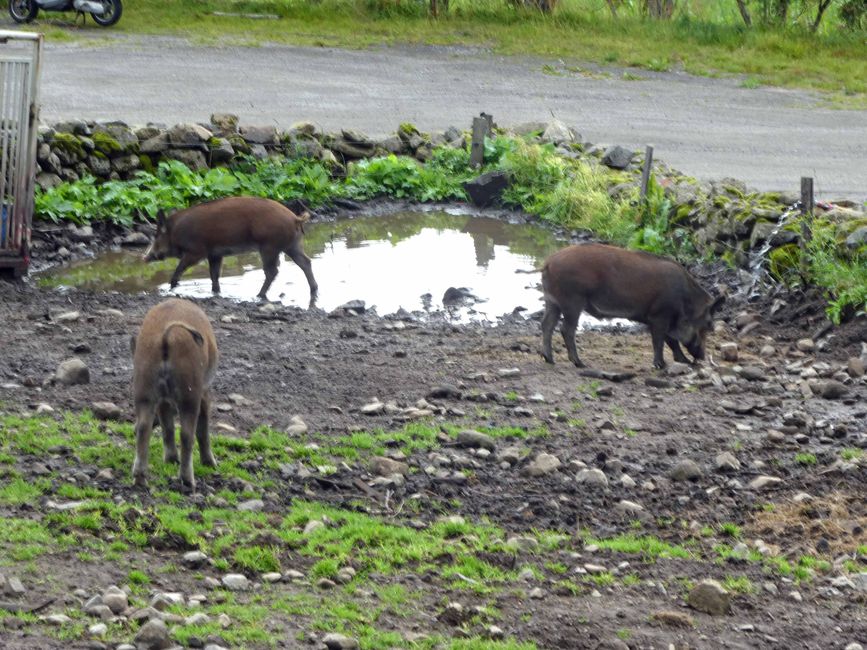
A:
0 232 865 649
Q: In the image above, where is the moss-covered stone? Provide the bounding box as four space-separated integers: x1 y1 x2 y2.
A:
50 132 85 159
92 131 122 156
138 154 155 174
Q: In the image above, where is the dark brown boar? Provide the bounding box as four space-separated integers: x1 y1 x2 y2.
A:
540 244 724 369
131 298 218 491
144 196 318 301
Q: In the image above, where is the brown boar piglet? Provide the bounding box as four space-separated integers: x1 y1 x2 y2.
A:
131 298 218 492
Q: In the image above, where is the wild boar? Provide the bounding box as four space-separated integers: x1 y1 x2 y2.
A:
131 298 218 491
144 196 318 301
540 244 724 369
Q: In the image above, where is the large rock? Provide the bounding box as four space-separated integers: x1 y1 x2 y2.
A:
669 459 703 482
575 468 609 488
240 125 279 145
36 172 63 191
56 358 90 385
164 149 208 171
92 402 122 420
463 170 510 207
87 154 112 177
370 456 408 477
140 133 170 154
92 123 138 156
601 145 633 169
541 119 579 146
322 633 360 650
688 579 731 615
210 113 239 136
208 137 235 164
456 430 495 451
167 122 212 146
111 154 141 175
845 226 867 249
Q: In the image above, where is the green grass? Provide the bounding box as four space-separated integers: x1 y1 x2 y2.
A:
795 452 818 466
723 575 754 593
841 448 863 461
719 522 742 538
583 533 691 561
24 0 867 100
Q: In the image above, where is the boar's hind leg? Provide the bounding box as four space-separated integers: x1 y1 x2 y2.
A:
208 255 224 294
540 301 561 364
169 252 202 290
258 249 280 299
177 401 200 493
157 402 178 464
132 401 157 488
560 307 585 368
196 390 217 468
665 336 690 364
286 243 318 299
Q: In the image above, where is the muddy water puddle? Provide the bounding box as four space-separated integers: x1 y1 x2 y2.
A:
39 210 623 326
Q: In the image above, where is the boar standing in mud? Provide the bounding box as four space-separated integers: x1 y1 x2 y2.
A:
131 298 218 491
541 244 724 369
144 196 318 301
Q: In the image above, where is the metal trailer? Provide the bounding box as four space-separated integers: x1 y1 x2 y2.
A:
0 30 42 278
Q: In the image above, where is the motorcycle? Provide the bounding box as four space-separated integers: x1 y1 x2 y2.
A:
8 0 123 27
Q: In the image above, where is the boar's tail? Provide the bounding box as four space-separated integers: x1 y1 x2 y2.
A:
160 322 205 362
295 210 311 234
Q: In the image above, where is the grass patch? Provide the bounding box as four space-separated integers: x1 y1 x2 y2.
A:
584 533 691 561
795 452 818 466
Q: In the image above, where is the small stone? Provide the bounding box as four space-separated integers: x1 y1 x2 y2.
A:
847 358 865 378
89 622 107 636
522 452 561 477
361 401 385 415
133 619 171 650
102 585 128 614
719 342 739 362
715 452 741 473
286 415 308 436
796 338 815 352
497 367 520 377
651 610 694 628
55 310 80 323
303 520 325 535
575 468 609 488
182 551 208 567
55 357 90 385
221 574 249 591
670 459 703 482
322 634 360 650
35 403 55 414
688 579 731 615
789 590 803 602
615 500 644 514
370 456 409 477
584 563 607 574
185 612 210 626
456 430 495 451
41 614 73 625
528 587 545 599
316 578 336 589
497 446 523 465
5 576 25 596
91 401 122 420
261 572 282 583
739 365 767 382
749 475 782 490
237 499 264 512
819 380 848 400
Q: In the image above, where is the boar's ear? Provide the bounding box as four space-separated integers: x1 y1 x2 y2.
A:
710 294 725 314
156 209 166 229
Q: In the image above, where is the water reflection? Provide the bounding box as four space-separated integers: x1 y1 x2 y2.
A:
40 211 565 321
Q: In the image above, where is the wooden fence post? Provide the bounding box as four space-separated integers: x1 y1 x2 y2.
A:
639 145 654 204
799 176 813 279
470 116 489 169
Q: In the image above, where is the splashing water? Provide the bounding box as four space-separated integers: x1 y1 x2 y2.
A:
744 202 802 297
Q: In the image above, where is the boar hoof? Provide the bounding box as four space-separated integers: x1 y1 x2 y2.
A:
164 450 179 464
540 351 554 364
132 476 149 491
179 478 196 494
201 452 217 468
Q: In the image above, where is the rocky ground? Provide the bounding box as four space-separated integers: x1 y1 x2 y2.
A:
0 255 865 649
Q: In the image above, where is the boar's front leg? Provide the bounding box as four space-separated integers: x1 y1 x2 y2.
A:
665 336 690 364
207 255 224 294
540 301 561 364
169 252 202 290
649 322 667 369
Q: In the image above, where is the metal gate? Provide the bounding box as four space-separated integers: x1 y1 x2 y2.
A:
0 30 42 277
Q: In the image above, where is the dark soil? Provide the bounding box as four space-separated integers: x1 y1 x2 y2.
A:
0 227 865 650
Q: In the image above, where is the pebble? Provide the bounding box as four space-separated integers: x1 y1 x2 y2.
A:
615 500 644 514
262 572 282 583
715 451 741 473
91 401 122 420
303 520 325 535
88 623 107 636
796 338 815 352
575 468 609 488
286 415 308 435
522 452 561 477
35 403 55 414
361 400 385 415
749 475 782 490
322 635 361 650
528 587 545 599
688 579 731 615
670 458 703 482
133 619 170 649
102 585 128 614
221 574 250 591
584 564 607 574
370 456 409 477
847 357 865 378
55 357 90 385
819 380 848 400
237 499 265 512
41 614 72 625
182 551 209 567
497 367 520 377
497 446 523 465
456 430 496 451
719 342 738 361
55 310 80 323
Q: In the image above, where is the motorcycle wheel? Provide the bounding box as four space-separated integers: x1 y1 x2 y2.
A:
91 0 122 26
8 0 38 23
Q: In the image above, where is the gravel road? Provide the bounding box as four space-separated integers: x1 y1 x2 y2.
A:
36 36 867 199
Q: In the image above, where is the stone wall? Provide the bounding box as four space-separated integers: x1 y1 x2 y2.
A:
33 114 867 271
